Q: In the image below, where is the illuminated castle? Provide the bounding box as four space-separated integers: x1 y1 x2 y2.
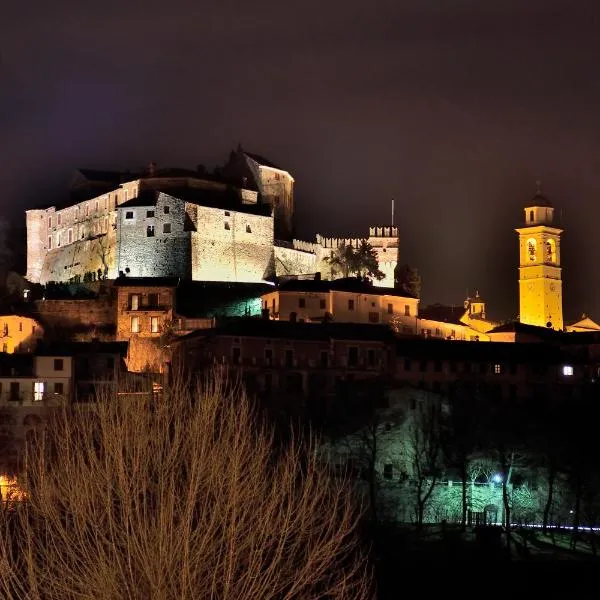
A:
25 148 398 287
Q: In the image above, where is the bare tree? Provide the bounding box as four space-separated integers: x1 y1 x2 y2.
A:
405 400 444 529
0 372 372 600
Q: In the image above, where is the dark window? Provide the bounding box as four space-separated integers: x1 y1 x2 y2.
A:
146 210 155 217
367 349 376 366
232 347 241 364
163 223 171 234
164 206 170 214
224 222 230 230
320 351 329 368
404 305 411 316
54 382 64 394
54 358 64 371
9 382 19 400
224 211 230 216
320 299 326 310
383 464 393 479
368 312 379 323
299 298 306 308
348 347 358 367
387 303 393 314
146 225 155 237
264 348 273 365
125 211 134 219
404 358 412 371
285 349 294 367
246 225 252 233
348 299 355 311
147 293 159 307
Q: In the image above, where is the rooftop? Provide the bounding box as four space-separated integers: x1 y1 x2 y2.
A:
274 277 418 299
419 304 467 326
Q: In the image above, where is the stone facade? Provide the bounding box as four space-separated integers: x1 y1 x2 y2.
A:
32 298 115 331
0 316 44 353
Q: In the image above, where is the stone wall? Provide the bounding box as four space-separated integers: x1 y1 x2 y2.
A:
116 193 191 278
32 298 115 331
274 245 317 277
190 205 274 283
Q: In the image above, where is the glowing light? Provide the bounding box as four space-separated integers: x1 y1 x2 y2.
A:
0 475 26 502
492 473 503 484
562 365 574 376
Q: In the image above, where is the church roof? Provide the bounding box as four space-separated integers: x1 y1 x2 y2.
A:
527 193 552 208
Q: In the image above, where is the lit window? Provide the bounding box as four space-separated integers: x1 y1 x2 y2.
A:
131 316 140 333
163 223 171 234
494 364 501 374
34 382 45 401
151 317 159 333
562 365 574 376
125 211 134 220
130 294 140 310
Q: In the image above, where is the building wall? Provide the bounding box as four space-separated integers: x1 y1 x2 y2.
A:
33 298 115 330
190 204 274 283
115 286 175 340
0 316 44 353
117 193 191 279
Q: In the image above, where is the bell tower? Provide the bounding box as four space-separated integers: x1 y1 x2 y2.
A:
515 184 563 330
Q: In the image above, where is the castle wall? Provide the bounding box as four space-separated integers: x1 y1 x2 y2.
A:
190 205 274 283
32 298 115 331
274 246 317 277
116 193 191 278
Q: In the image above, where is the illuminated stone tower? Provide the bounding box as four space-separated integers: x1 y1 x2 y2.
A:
515 185 563 330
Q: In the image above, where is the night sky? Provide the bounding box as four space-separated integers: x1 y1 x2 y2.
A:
2 0 600 321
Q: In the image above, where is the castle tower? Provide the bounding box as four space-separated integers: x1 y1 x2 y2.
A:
515 185 563 330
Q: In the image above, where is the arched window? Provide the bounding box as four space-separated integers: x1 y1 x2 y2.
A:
527 238 536 262
546 239 556 263
529 210 534 223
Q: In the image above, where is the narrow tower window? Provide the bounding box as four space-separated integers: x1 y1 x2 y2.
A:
527 238 536 262
529 210 534 223
546 239 556 263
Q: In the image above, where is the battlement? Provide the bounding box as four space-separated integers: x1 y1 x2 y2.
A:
369 226 399 238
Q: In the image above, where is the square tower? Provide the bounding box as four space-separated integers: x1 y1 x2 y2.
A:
515 191 563 330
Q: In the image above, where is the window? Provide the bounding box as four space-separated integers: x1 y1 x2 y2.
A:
320 351 329 368
383 464 393 480
54 382 64 395
53 358 64 371
348 299 355 311
163 223 171 234
131 316 140 333
546 239 556 263
494 364 502 374
95 201 99 212
274 173 280 181
34 382 45 401
404 305 411 316
75 207 79 221
57 213 61 226
348 347 358 367
48 236 52 250
18 322 22 332
48 216 52 228
224 211 230 216
435 328 441 337
368 312 380 323
264 348 273 365
299 298 306 308
224 222 230 230
151 317 159 333
86 204 89 216
148 293 158 307
562 365 574 376
246 225 251 233
320 299 326 310
164 206 170 214
367 349 376 366
285 349 294 367
125 211 134 220
147 210 155 218
527 238 536 262
232 347 241 364
529 210 534 222
130 294 140 310
147 225 155 237
9 382 19 400
68 229 73 244
387 303 393 314
2 323 8 336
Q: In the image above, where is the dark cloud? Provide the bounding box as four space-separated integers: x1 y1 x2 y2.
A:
2 0 600 319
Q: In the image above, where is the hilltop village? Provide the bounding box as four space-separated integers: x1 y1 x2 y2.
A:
2 147 600 516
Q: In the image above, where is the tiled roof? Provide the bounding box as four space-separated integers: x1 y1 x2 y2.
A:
176 318 396 343
275 277 418 299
